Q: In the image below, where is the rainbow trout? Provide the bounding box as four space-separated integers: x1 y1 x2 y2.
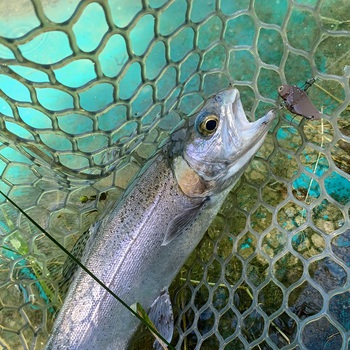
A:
45 88 276 349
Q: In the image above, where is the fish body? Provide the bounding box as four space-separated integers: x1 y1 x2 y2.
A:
278 84 322 120
45 88 276 349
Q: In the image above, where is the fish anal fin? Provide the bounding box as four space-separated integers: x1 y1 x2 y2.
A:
148 289 174 350
161 200 205 246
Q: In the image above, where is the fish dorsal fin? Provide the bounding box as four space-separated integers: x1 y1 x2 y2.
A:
148 289 174 350
161 200 206 246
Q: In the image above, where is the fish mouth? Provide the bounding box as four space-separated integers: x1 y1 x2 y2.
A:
212 87 277 157
228 88 276 131
218 107 276 184
229 83 276 139
241 109 276 141
226 90 276 166
230 109 275 172
230 90 249 126
225 88 276 146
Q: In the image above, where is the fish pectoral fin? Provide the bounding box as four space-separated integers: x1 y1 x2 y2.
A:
148 289 174 350
162 200 206 246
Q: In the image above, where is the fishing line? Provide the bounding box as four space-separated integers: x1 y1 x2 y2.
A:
0 190 175 350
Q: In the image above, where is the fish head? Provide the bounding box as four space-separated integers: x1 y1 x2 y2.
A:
176 88 276 197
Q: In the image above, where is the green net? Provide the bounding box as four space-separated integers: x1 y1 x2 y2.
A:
0 0 350 349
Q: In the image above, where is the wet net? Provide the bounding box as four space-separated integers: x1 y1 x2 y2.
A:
0 0 350 349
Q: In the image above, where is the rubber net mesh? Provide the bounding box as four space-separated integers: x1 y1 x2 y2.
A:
0 0 350 349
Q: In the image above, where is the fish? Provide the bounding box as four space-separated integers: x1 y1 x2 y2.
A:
45 88 276 350
278 84 323 120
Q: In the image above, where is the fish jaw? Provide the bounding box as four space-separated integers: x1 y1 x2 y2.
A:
220 109 275 183
181 88 276 196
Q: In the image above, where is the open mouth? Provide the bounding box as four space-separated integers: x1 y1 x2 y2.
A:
227 88 276 131
240 109 276 142
228 90 251 128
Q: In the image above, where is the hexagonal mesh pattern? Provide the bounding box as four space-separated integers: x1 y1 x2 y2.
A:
0 0 350 349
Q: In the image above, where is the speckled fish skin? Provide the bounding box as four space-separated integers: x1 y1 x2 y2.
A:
45 88 276 350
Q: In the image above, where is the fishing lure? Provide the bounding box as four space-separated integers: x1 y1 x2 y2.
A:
278 79 322 120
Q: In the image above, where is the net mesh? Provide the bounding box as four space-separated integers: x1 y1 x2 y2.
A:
0 0 350 349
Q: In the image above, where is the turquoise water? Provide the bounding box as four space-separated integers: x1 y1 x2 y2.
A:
0 0 313 182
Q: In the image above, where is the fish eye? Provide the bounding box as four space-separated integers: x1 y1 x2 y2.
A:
198 115 219 136
278 86 284 92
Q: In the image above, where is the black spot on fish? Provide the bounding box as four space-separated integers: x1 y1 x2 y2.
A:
278 82 322 120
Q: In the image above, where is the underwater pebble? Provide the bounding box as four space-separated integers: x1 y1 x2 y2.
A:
307 248 317 257
311 234 324 248
303 239 311 249
324 221 335 234
295 215 305 226
250 169 264 182
285 207 296 218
